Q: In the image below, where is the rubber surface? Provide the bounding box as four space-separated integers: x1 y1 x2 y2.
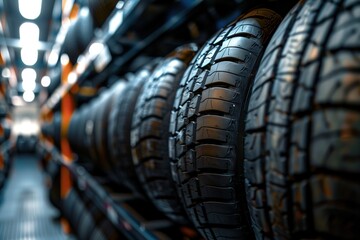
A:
67 81 127 172
108 65 156 191
47 160 61 210
169 8 282 240
244 1 360 239
93 82 127 172
131 45 197 223
87 0 118 27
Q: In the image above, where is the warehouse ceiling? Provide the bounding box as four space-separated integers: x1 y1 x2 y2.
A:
0 0 62 104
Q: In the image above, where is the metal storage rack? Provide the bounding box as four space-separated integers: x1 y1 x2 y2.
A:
39 140 199 239
39 0 242 238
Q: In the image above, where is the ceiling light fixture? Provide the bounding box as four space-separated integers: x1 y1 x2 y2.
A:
1 68 11 78
21 47 38 66
19 22 40 47
21 68 37 82
68 72 77 84
89 42 104 59
48 51 59 66
11 96 25 107
41 76 51 87
22 79 36 92
23 91 35 103
60 54 70 65
18 0 42 20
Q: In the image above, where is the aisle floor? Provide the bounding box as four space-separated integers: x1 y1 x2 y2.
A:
0 154 73 240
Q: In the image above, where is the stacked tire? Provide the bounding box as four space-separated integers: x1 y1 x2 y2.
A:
67 79 129 171
63 1 360 239
168 8 283 239
41 112 61 148
0 143 13 190
131 44 198 222
0 121 13 190
168 0 360 239
244 1 360 239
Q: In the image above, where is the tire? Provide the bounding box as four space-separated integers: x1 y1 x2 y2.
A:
131 44 197 223
108 65 156 191
82 105 97 161
244 1 360 239
67 111 78 151
93 82 127 172
63 189 78 221
75 8 94 55
87 0 118 27
53 112 61 148
61 22 78 65
0 149 5 189
169 8 282 240
78 208 95 240
47 160 61 210
0 172 4 190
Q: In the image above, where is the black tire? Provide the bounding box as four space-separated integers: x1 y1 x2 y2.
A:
108 65 155 191
78 208 95 240
87 0 118 27
0 172 4 190
47 160 61 210
169 8 282 239
83 105 98 161
60 22 78 65
53 112 61 148
93 82 127 172
0 150 5 189
75 8 95 55
131 45 197 223
244 1 360 239
63 188 78 221
67 111 77 150
3 121 11 141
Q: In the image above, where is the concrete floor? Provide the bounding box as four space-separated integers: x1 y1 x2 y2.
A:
0 154 72 240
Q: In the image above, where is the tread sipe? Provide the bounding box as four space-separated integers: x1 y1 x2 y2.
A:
169 8 282 240
244 0 360 239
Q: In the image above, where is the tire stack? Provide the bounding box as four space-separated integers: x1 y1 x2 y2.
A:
66 77 139 175
60 7 95 65
87 0 118 28
0 120 13 190
0 143 13 190
130 44 198 223
61 0 359 239
243 1 360 239
169 8 283 239
41 112 61 148
167 1 360 239
62 188 124 240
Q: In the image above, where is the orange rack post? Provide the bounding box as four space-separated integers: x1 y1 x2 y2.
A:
60 56 75 234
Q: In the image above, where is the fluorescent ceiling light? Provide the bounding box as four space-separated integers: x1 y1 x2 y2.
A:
61 54 69 65
22 79 36 91
1 68 10 78
109 11 123 35
21 47 38 66
11 96 25 107
89 42 104 59
18 0 42 20
79 7 90 17
41 76 51 87
68 72 77 84
19 22 40 46
23 91 35 103
48 51 59 66
22 68 37 82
